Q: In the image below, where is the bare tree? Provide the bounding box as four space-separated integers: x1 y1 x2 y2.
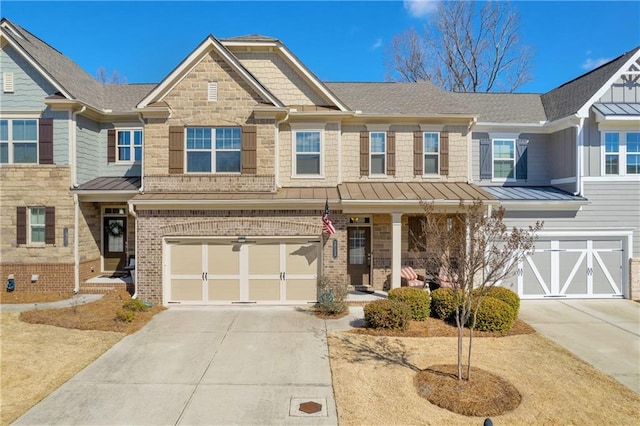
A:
96 66 127 85
386 1 533 92
415 200 542 380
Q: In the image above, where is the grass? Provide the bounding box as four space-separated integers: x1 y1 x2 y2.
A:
0 290 73 304
0 290 164 425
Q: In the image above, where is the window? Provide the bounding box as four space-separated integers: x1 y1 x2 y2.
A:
29 207 45 244
370 132 386 175
626 132 640 174
604 133 619 175
602 131 639 176
185 127 241 173
423 132 439 175
493 139 515 179
294 130 321 175
116 130 142 162
408 216 425 251
0 119 38 164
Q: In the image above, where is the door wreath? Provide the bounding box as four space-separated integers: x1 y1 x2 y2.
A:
107 221 124 237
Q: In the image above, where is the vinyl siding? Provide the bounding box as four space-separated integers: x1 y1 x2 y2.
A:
502 181 640 257
583 112 602 176
548 127 576 180
599 60 640 103
0 44 57 110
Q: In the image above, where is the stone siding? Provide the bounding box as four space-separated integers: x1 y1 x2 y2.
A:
630 258 640 300
144 175 275 193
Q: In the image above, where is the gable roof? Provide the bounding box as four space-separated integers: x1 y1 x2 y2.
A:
137 34 284 109
541 46 640 121
325 81 470 116
1 18 156 113
451 92 546 123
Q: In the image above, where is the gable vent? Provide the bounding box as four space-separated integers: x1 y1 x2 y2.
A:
3 72 14 93
207 82 217 102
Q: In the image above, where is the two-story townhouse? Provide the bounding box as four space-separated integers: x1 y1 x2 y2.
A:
1 18 638 305
455 47 640 300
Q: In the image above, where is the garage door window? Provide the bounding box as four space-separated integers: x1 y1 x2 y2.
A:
186 127 241 173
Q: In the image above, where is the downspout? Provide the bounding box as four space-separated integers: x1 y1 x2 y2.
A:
573 117 584 196
127 200 138 299
71 106 85 293
467 117 477 183
274 110 290 189
337 121 342 184
137 113 145 193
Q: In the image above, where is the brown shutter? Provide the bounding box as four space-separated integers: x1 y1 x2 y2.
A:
440 130 449 176
241 125 257 175
168 126 184 174
39 118 54 164
45 207 55 245
387 131 396 176
107 129 116 163
360 131 369 176
16 207 26 245
413 131 423 175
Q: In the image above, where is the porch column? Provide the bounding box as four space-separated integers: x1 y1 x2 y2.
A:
391 212 402 289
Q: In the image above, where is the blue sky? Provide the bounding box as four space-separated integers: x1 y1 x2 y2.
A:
2 1 639 93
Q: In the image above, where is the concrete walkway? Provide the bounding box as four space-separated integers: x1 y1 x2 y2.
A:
519 299 640 393
14 306 337 425
0 294 103 312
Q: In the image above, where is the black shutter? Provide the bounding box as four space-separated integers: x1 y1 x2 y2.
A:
516 139 529 180
479 139 491 179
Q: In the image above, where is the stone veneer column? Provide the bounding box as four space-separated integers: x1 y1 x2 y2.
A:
391 213 402 289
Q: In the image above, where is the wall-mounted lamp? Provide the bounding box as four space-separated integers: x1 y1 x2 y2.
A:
332 239 338 258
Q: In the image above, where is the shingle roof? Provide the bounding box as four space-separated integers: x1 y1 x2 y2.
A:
221 34 280 42
325 81 470 116
2 19 157 112
541 47 640 121
451 92 546 123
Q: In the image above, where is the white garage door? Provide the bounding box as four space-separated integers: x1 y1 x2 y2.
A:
167 239 320 305
506 238 624 299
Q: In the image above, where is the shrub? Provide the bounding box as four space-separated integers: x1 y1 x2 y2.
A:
363 299 411 330
316 276 349 316
122 298 148 312
468 297 516 333
116 309 134 323
483 286 520 315
430 288 459 320
388 287 431 321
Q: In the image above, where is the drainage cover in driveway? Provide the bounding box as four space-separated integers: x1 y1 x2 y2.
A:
290 398 327 417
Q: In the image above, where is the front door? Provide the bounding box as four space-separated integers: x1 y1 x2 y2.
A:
103 217 127 272
347 227 371 286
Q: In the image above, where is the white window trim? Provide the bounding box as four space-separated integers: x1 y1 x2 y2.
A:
291 129 324 178
115 129 143 164
184 127 242 175
0 118 39 165
601 131 640 176
491 138 517 182
28 206 45 245
423 131 440 177
369 131 386 176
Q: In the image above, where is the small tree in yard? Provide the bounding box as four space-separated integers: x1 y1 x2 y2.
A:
415 200 542 380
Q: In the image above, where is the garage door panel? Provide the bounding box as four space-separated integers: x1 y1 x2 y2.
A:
593 251 621 294
207 244 239 275
249 279 280 301
286 279 317 301
522 252 550 295
286 243 318 275
208 279 240 301
558 251 586 295
171 244 202 275
248 245 280 275
171 279 202 301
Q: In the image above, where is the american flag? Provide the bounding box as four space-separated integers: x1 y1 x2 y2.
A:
322 199 336 235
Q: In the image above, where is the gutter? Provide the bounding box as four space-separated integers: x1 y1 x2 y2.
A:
467 117 477 184
127 200 138 299
274 110 290 188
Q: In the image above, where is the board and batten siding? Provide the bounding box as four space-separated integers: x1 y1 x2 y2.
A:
471 132 551 185
503 181 640 257
548 128 576 181
599 63 640 103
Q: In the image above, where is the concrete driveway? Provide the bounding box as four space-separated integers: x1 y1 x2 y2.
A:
519 299 640 393
15 306 337 425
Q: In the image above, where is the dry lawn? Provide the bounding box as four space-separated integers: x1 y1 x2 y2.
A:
0 313 124 425
0 291 73 304
328 332 640 425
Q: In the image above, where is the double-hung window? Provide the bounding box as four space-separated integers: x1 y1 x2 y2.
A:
604 133 620 175
29 207 46 244
185 127 241 173
116 130 143 163
602 131 639 176
294 130 321 176
370 132 386 175
0 119 38 164
493 139 515 179
626 132 640 174
423 132 439 175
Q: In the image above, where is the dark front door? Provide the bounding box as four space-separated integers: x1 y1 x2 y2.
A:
347 227 371 286
103 217 127 272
